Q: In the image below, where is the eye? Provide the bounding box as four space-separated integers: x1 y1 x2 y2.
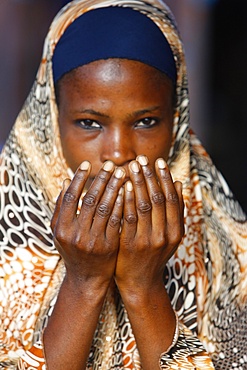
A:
135 117 158 128
77 119 101 129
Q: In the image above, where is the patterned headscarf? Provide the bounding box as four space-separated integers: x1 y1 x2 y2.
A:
0 0 246 369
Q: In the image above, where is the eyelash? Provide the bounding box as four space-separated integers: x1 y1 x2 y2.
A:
76 119 101 129
76 117 159 130
135 117 158 128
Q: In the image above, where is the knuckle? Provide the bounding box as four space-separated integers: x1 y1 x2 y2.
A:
133 177 145 187
83 238 95 254
71 233 83 248
125 213 137 224
155 234 166 249
166 192 179 205
109 214 121 227
98 172 108 184
152 191 165 205
170 228 182 246
54 228 67 245
143 167 154 178
106 182 117 192
83 193 97 207
141 239 151 249
137 200 152 214
97 203 111 218
63 191 77 204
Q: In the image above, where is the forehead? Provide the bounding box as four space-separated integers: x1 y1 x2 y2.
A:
56 58 173 97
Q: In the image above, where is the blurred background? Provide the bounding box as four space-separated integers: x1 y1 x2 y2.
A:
0 0 246 212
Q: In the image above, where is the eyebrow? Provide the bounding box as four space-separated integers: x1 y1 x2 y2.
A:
77 109 109 118
128 106 161 119
77 106 161 118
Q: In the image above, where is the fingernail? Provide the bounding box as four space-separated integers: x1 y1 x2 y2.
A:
130 161 140 173
126 181 133 191
63 178 71 189
80 161 90 171
116 188 124 204
118 187 124 196
67 167 74 179
103 161 114 172
137 155 148 166
157 158 166 170
114 167 125 179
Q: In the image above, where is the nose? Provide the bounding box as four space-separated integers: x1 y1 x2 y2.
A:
100 127 136 167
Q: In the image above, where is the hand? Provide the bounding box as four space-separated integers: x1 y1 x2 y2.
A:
115 156 184 297
51 160 125 290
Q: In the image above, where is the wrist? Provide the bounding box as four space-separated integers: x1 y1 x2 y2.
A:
63 272 111 303
117 278 166 304
119 282 170 312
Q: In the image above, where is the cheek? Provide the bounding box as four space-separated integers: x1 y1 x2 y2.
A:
58 126 82 170
59 127 103 173
143 131 173 162
159 136 172 155
60 139 80 171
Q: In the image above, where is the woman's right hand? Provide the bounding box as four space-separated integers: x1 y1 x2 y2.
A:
51 160 125 291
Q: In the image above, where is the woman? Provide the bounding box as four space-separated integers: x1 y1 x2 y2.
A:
0 0 246 369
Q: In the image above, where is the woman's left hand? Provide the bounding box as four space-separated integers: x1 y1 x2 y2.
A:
115 155 184 296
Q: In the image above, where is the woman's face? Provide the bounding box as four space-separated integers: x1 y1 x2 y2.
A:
57 58 174 182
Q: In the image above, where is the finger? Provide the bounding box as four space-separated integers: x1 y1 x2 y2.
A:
136 155 165 234
92 167 126 231
155 158 183 245
128 160 152 234
122 181 137 241
106 187 124 241
174 180 185 233
78 161 114 226
58 161 91 226
51 178 70 232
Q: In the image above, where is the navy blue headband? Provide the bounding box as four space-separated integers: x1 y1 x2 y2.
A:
52 6 177 85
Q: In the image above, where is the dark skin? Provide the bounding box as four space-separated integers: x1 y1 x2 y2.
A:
44 59 184 369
